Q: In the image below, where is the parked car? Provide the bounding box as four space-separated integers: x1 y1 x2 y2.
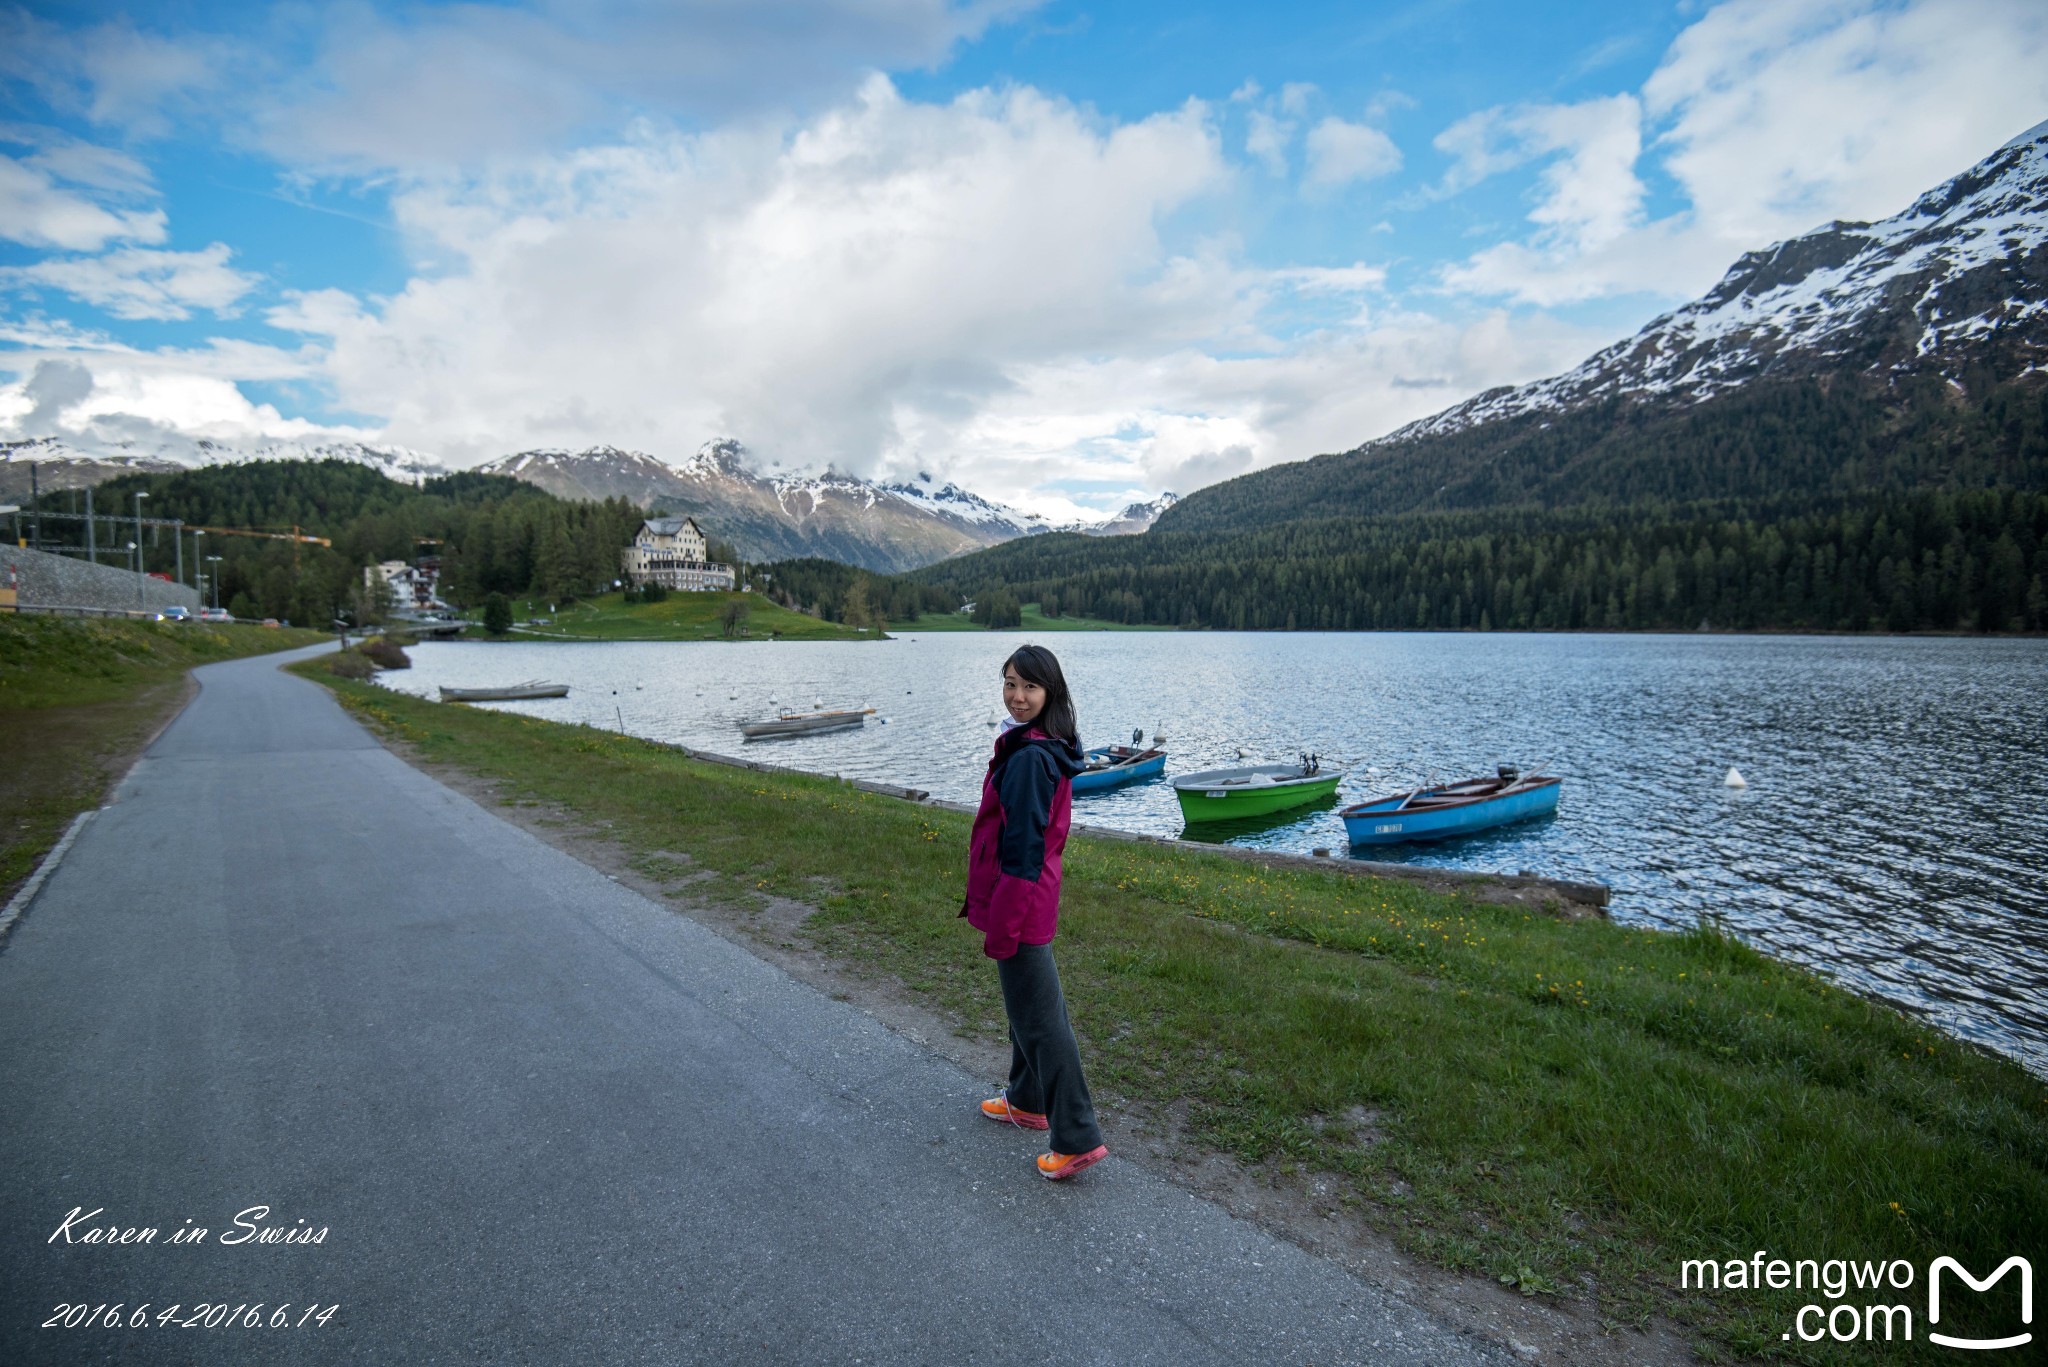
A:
261 617 281 628
155 606 192 623
198 607 233 623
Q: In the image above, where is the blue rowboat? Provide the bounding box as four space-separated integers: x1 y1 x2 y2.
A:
1340 767 1561 845
1071 745 1167 794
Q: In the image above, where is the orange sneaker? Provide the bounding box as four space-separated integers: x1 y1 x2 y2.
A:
980 1091 1049 1130
1037 1145 1109 1180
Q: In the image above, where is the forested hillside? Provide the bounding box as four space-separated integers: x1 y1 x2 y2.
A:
1157 375 2046 535
913 489 2047 633
30 460 643 625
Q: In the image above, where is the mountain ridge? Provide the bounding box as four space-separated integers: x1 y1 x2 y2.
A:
1158 119 2048 536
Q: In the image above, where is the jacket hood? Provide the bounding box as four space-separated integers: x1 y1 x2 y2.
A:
996 724 1087 778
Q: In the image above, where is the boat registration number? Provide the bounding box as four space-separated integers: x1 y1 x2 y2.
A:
1375 823 1403 834
1205 791 1226 799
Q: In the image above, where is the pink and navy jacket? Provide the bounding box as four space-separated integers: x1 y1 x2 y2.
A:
960 723 1087 959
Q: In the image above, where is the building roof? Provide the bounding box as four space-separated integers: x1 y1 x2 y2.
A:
640 516 703 537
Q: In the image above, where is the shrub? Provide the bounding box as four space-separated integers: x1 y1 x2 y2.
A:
359 638 411 669
482 593 513 636
326 650 376 679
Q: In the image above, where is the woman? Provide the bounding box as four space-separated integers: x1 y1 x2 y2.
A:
960 644 1108 1180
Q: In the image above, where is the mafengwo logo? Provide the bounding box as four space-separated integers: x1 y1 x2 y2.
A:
1928 1256 2032 1351
1680 1252 2032 1348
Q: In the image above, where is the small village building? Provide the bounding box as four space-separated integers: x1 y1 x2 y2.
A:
622 517 736 592
366 559 444 611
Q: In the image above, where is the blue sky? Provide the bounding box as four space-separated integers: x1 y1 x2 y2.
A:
2 0 2045 517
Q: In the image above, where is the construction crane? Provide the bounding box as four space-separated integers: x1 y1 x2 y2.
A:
191 524 332 547
192 524 332 572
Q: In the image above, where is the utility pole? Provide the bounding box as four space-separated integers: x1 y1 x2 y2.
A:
85 486 96 562
193 529 204 591
206 555 222 611
174 519 183 587
133 491 148 575
28 462 39 551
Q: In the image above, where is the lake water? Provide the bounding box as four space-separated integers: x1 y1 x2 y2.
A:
375 630 2048 1075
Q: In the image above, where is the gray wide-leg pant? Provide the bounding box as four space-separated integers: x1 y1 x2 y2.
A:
996 942 1104 1155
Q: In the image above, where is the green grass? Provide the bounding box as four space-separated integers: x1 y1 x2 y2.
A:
1 615 329 900
893 602 1171 632
301 669 2047 1362
469 590 874 642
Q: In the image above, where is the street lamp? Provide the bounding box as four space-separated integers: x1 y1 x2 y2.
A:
192 528 204 591
126 541 139 608
206 555 223 611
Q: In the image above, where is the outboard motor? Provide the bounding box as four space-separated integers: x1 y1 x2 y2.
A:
1133 726 1144 746
1497 764 1520 784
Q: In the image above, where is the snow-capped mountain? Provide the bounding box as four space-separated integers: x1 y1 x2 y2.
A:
0 435 444 500
1160 118 2048 535
1086 492 1180 536
1381 117 2048 447
475 440 1056 573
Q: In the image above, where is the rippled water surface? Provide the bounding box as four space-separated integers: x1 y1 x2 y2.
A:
377 631 2048 1073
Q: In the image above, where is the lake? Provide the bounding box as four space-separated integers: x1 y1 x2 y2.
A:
375 630 2048 1075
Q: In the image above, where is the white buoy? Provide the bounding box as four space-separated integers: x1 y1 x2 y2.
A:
1725 767 1748 789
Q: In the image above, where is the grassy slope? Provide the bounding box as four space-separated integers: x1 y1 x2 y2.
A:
0 616 328 900
894 602 1169 632
474 590 872 641
300 668 2045 1363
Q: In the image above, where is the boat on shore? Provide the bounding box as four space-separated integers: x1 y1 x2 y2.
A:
1071 743 1167 794
1340 766 1561 845
439 681 569 702
1174 756 1343 823
740 707 876 740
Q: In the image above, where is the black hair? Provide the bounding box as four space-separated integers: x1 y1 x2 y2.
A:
1002 644 1079 747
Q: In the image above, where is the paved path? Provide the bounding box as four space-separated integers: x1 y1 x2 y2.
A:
0 647 1508 1366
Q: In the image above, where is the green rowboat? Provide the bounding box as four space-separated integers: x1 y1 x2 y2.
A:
1173 761 1345 823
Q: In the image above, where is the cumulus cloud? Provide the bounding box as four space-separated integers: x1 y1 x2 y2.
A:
1438 0 2048 305
2 243 260 321
1303 117 1403 188
276 78 1236 476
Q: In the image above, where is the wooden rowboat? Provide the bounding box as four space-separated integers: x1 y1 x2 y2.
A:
439 680 569 701
739 707 876 740
1340 767 1561 845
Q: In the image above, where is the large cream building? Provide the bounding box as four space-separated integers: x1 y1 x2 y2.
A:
621 517 736 592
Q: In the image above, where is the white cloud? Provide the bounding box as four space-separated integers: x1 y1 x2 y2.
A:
0 152 166 251
0 10 231 139
2 243 260 321
281 79 1237 476
0 338 364 455
1303 117 1403 188
1438 0 2048 305
1644 0 2048 242
249 0 1044 173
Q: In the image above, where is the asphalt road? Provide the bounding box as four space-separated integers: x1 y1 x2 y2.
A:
0 645 1509 1366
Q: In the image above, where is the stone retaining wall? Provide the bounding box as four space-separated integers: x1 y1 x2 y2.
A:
3 543 201 614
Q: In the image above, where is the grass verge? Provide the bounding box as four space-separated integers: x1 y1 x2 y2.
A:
302 667 2045 1362
469 590 872 641
1 615 328 901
